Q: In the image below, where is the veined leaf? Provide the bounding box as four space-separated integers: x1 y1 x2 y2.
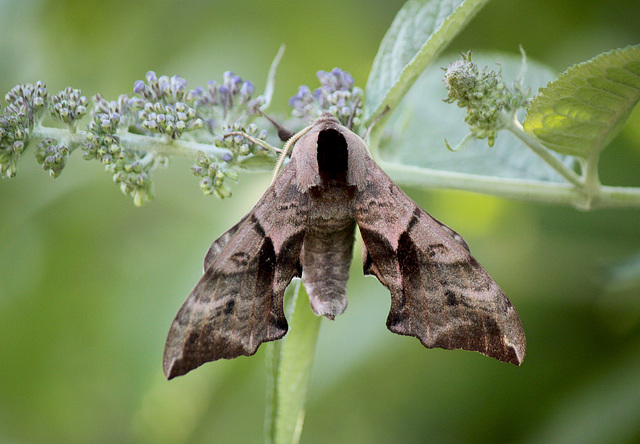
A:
524 45 640 158
364 0 491 123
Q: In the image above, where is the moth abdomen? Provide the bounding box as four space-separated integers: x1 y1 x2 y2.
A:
301 219 356 319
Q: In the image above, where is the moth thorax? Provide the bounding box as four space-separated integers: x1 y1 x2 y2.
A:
317 128 348 184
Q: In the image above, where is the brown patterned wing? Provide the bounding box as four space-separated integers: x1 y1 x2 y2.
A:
354 157 526 365
163 164 308 379
202 213 249 272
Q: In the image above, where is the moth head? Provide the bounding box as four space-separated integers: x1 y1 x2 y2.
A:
293 113 368 192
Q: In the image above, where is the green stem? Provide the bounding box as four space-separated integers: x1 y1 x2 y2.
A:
30 125 232 158
502 114 583 188
582 151 602 205
265 281 321 444
378 159 640 209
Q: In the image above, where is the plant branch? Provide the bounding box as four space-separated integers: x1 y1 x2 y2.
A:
30 125 232 159
265 281 321 444
501 113 583 187
378 159 640 210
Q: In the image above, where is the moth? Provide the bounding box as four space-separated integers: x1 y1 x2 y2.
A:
163 113 526 379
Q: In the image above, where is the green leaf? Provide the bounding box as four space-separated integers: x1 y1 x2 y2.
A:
265 281 321 444
364 0 491 123
381 52 567 181
524 45 640 158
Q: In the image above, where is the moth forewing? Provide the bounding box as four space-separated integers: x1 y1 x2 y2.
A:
353 156 526 365
162 165 308 379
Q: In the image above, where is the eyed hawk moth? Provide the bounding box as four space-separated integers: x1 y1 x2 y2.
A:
163 113 526 379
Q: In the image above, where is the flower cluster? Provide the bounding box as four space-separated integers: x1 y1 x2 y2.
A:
0 112 29 178
443 51 530 147
86 93 129 137
289 68 364 129
182 72 269 198
1 83 48 177
188 71 265 131
82 132 157 207
192 121 272 198
217 122 269 157
191 156 239 199
35 138 69 178
49 87 89 130
84 93 157 206
130 72 203 139
4 82 48 127
0 68 275 204
110 153 157 207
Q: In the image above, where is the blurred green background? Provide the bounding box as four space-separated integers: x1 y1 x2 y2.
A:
1 0 640 443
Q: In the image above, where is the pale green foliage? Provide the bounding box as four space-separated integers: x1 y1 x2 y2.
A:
524 45 640 158
364 0 491 123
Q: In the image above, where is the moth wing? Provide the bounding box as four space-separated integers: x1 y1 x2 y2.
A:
163 164 308 379
354 157 526 365
202 213 249 271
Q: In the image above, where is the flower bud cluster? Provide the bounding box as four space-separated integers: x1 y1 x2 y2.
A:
110 153 156 207
183 71 268 199
191 122 270 199
5 82 48 127
0 112 29 178
289 68 364 128
49 87 88 130
84 128 156 206
1 83 48 177
137 101 203 139
35 138 69 178
443 51 530 146
84 94 127 164
130 72 203 139
0 70 272 204
191 155 239 199
189 71 265 130
217 122 269 157
87 93 130 134
83 94 156 206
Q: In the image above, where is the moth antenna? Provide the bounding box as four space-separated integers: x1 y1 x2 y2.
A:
363 105 390 142
347 96 361 130
270 124 313 185
224 131 283 153
258 109 296 141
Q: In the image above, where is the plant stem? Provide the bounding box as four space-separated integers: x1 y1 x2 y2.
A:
378 159 640 209
502 113 583 188
265 281 321 444
582 151 602 205
30 125 232 159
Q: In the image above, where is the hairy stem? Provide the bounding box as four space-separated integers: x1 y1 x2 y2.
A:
30 125 232 159
502 113 583 187
378 159 640 210
266 281 321 444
